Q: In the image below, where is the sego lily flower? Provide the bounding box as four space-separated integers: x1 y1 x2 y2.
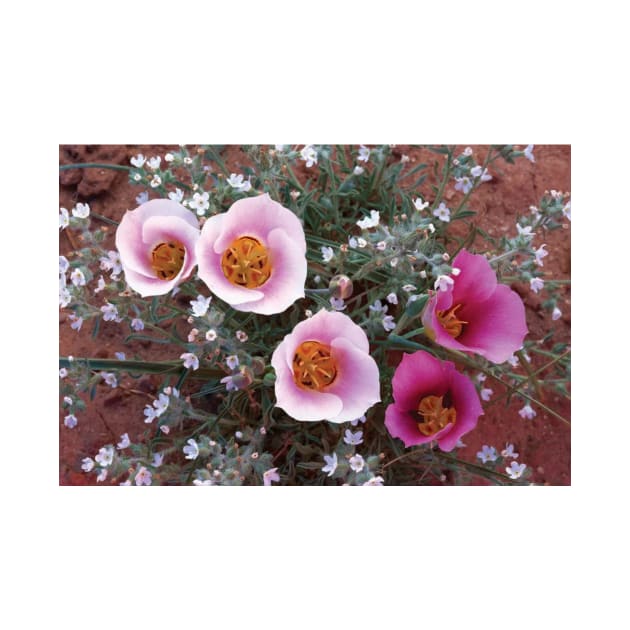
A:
385 350 483 451
422 249 527 364
196 193 307 315
271 310 381 422
115 199 200 297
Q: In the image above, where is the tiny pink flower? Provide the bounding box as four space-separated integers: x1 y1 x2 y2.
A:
115 199 200 297
135 466 152 486
385 350 483 451
271 309 381 423
422 249 528 364
196 193 307 315
263 467 280 486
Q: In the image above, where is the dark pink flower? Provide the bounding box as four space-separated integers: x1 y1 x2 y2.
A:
385 350 483 451
422 249 527 364
196 193 307 315
115 199 200 297
271 310 381 422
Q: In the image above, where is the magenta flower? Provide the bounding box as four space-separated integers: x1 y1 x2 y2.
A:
422 249 527 363
271 310 381 422
196 193 307 315
115 199 200 297
385 350 483 451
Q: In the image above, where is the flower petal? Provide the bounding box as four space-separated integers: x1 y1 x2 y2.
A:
391 351 451 411
451 249 497 305
325 337 381 422
458 284 528 363
384 404 433 448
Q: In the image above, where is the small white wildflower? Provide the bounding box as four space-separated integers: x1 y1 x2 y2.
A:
81 457 95 472
400 154 410 163
357 237 367 248
263 468 280 486
160 425 170 434
220 375 238 392
100 251 123 278
357 145 371 162
390 258 399 267
480 387 493 401
506 354 519 367
64 413 78 429
402 284 417 293
470 165 492 181
135 466 153 486
94 275 106 293
517 223 535 238
518 403 537 420
102 372 118 388
455 439 467 448
236 330 248 342
59 207 70 230
63 396 73 406
150 174 162 188
477 445 498 463
96 468 108 483
376 241 387 251
350 415 367 427
363 476 385 486
59 255 69 275
476 373 487 383
534 244 548 267
226 355 240 371
183 156 193 165
330 297 346 311
130 154 145 168
305 309 313 317
369 299 387 313
72 202 90 219
205 329 217 341
530 277 544 294
434 275 455 292
183 438 199 460
356 210 380 229
100 302 119 322
190 295 212 317
181 352 199 371
130 318 144 332
190 191 210 215
70 268 86 287
164 153 174 162
147 156 161 170
344 429 364 446
386 292 398 305
117 433 130 449
523 144 535 163
348 236 358 248
152 452 164 467
563 201 571 221
427 223 435 234
501 443 519 459
168 188 184 203
300 145 318 167
69 314 83 331
59 368 68 379
321 246 334 262
353 165 364 175
321 453 338 477
433 202 451 222
382 315 396 332
463 147 473 156
414 197 429 211
133 173 142 182
506 461 527 479
95 446 115 467
349 454 366 473
153 393 170 416
454 176 473 194
552 306 562 321
226 173 252 192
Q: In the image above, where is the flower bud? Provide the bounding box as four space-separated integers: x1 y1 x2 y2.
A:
329 274 354 300
250 356 266 376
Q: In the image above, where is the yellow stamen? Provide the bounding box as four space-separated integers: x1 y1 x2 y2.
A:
292 340 338 391
436 303 468 338
416 394 456 436
151 241 185 280
221 236 271 289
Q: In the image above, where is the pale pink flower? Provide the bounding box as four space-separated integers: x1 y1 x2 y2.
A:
115 199 200 297
263 468 280 486
271 310 380 423
196 194 307 315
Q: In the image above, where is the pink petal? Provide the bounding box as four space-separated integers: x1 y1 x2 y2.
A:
132 198 199 229
457 284 528 363
384 404 434 448
228 228 306 315
391 351 451 411
436 370 483 451
324 337 381 422
121 267 179 297
451 249 497 305
211 194 306 255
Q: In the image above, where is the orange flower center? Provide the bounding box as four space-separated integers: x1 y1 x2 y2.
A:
151 241 185 280
436 303 468 338
416 394 456 437
292 340 338 391
221 236 271 289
